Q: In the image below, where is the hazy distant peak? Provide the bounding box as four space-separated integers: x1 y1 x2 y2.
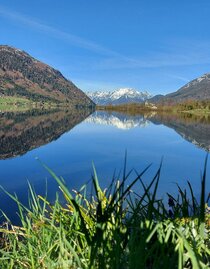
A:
87 88 152 105
111 88 136 96
110 88 149 98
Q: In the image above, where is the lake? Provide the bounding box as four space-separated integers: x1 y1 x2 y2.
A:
0 108 209 223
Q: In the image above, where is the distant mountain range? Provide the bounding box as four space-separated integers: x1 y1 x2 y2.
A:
0 45 94 106
150 73 210 103
1 45 210 107
88 73 210 105
87 88 152 105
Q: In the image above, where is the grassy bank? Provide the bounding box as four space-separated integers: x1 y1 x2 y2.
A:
0 97 95 112
0 159 209 268
0 96 60 112
0 96 33 111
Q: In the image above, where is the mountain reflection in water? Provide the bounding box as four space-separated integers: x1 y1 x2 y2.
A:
0 109 209 160
0 108 209 224
149 113 210 152
0 108 93 159
86 111 210 152
85 111 150 129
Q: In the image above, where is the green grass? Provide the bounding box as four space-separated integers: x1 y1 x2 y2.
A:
0 96 31 104
0 157 209 268
0 96 64 111
0 96 33 111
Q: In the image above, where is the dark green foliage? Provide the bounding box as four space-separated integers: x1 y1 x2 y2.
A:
0 80 59 103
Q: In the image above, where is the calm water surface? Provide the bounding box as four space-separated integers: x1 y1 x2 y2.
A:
0 109 209 222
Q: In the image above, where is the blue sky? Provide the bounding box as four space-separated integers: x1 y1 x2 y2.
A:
1 0 210 95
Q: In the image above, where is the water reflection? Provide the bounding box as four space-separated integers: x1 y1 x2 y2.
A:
85 111 150 129
0 109 209 160
146 113 210 152
86 111 210 151
0 108 93 159
0 109 209 223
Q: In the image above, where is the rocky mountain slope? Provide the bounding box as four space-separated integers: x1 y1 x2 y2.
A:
165 73 210 101
150 73 210 103
87 88 152 105
0 45 94 106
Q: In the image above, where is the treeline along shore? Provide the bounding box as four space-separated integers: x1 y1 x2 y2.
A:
96 99 210 115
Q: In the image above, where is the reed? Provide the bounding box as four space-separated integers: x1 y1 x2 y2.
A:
0 157 209 268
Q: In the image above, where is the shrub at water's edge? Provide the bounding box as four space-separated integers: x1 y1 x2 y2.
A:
0 158 209 269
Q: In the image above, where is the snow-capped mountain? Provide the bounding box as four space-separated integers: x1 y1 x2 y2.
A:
165 73 210 101
150 73 210 103
86 88 152 105
85 111 150 130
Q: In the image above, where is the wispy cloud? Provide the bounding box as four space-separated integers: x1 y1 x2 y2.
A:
1 5 210 72
73 78 125 92
166 74 190 83
0 5 123 57
89 50 210 70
